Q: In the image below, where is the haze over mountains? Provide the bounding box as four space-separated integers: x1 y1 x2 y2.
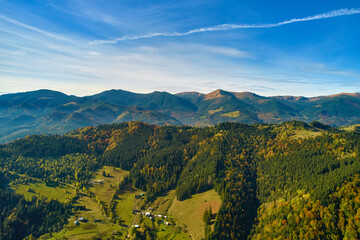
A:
0 89 360 143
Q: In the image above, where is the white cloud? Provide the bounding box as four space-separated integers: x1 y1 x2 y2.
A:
87 51 101 56
197 45 250 58
90 8 360 44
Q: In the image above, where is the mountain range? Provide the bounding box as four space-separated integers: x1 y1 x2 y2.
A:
0 88 360 143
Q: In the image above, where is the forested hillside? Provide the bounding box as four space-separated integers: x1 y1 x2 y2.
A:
0 187 71 240
1 121 360 239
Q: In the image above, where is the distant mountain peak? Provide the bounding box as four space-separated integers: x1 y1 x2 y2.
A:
326 92 360 98
204 89 231 100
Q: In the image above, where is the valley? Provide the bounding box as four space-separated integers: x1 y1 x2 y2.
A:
33 165 212 240
1 121 360 239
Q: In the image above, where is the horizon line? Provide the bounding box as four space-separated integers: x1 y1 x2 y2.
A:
1 88 359 99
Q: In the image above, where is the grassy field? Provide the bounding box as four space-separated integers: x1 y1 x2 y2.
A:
114 183 143 225
168 189 221 240
10 182 75 202
341 124 360 132
135 214 190 240
38 166 131 239
76 196 105 221
42 221 126 240
157 224 190 240
34 166 220 239
289 129 323 139
151 190 177 215
88 166 129 205
143 189 222 239
220 111 241 118
208 107 223 115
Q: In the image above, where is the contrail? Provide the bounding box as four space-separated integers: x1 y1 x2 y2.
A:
90 8 360 44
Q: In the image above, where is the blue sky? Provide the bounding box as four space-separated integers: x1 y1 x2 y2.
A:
0 0 360 96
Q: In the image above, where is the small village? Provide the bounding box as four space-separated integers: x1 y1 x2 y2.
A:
73 173 177 238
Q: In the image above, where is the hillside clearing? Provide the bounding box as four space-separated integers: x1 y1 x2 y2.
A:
10 182 75 203
39 166 131 239
88 166 128 205
43 221 125 240
341 124 360 132
168 189 221 240
114 183 143 225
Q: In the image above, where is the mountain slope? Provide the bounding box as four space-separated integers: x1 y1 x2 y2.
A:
90 89 197 120
1 89 360 143
187 89 260 125
0 90 182 143
275 93 360 125
231 92 300 123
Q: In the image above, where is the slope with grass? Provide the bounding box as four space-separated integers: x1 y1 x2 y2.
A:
11 181 75 203
88 166 128 205
168 189 221 240
41 166 131 239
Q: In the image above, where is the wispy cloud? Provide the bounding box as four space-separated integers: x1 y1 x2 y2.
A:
196 45 250 58
90 8 360 44
0 14 66 41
